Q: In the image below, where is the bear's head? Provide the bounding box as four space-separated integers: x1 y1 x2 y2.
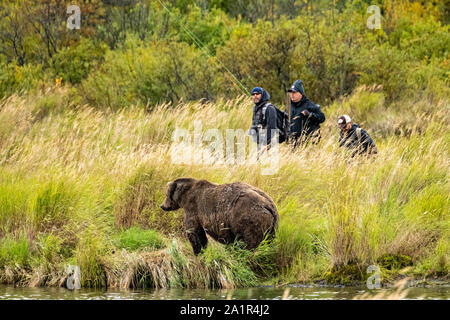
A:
160 178 195 211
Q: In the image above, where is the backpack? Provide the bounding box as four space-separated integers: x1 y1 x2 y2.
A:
355 127 362 141
258 103 289 143
355 128 378 155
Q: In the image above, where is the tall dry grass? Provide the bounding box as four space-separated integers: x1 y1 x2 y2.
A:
0 85 448 288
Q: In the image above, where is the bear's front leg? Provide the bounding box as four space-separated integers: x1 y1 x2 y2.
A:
185 216 208 255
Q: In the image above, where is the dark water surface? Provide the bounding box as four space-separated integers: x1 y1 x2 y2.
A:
0 285 448 300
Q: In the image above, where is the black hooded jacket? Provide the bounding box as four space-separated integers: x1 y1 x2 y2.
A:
339 123 378 157
250 89 278 145
289 95 325 141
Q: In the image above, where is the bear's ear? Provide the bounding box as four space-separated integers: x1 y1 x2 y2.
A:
172 179 193 203
167 181 177 202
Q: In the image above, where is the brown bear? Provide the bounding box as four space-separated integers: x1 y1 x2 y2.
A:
160 178 279 255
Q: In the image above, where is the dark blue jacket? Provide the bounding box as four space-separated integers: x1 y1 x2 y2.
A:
339 123 378 157
289 95 325 140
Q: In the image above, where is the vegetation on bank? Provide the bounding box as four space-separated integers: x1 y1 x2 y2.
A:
0 84 448 288
0 0 448 288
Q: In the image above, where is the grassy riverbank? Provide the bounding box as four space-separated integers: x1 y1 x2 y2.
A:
0 85 448 288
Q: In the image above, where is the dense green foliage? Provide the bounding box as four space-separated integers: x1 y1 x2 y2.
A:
0 0 448 106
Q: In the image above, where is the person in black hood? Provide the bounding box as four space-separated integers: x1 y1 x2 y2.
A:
338 115 378 157
249 87 279 147
288 79 325 146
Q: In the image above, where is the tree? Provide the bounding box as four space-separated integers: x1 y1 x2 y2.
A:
0 2 27 65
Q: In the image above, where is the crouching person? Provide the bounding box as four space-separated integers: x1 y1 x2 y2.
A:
338 115 378 157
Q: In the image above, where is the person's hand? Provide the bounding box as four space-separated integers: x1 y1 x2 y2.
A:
301 110 310 116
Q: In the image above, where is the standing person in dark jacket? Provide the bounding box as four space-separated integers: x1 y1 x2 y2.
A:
338 115 378 157
288 79 325 147
249 87 279 148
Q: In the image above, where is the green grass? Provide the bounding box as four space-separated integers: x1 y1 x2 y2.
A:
0 235 30 267
114 227 165 251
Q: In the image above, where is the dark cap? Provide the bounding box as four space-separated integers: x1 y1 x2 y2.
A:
287 79 305 95
251 87 263 95
288 85 298 93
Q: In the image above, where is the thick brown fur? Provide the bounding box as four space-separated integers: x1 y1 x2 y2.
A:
160 178 279 255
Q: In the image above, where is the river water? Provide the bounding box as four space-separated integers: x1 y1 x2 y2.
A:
0 285 448 300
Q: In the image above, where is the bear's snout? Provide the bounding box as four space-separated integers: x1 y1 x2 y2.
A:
160 200 178 211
